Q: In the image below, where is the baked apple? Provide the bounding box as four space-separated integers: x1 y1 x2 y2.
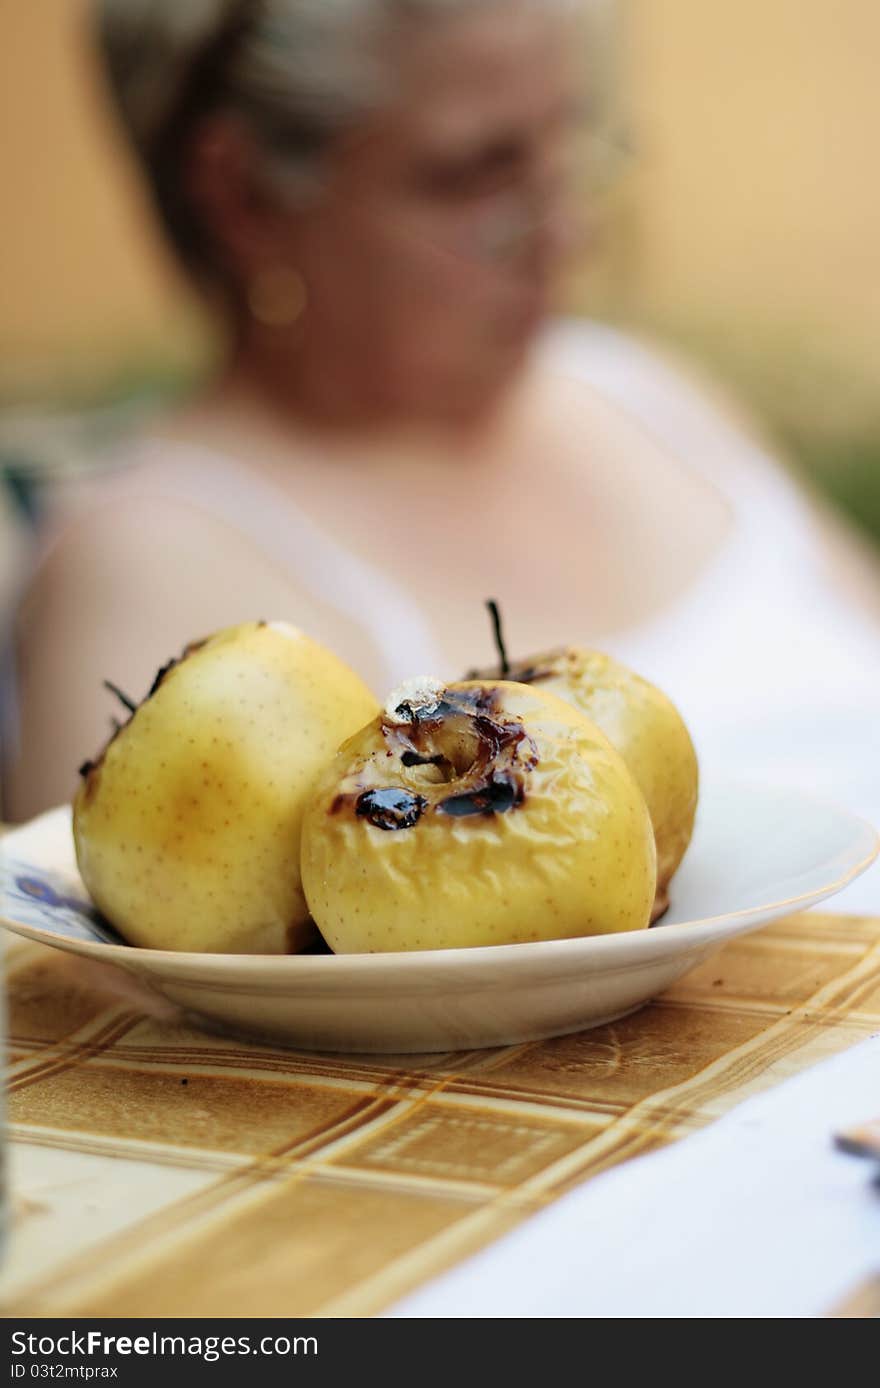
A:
73 621 378 952
300 677 657 953
469 611 697 918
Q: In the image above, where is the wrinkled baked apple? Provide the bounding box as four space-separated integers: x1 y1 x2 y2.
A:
469 608 698 919
300 677 657 952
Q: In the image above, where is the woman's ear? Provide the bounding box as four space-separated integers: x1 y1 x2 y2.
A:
182 112 289 277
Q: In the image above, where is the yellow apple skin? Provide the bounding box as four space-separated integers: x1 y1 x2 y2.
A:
300 679 656 953
476 649 698 914
73 621 378 953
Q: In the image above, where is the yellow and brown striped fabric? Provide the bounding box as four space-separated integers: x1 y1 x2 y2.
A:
3 908 880 1317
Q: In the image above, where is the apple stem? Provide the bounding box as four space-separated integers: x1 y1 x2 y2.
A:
103 680 138 716
487 599 510 678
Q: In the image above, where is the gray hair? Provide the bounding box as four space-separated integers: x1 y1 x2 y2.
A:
96 0 583 269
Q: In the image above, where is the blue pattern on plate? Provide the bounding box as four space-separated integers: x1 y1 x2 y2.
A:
1 861 126 945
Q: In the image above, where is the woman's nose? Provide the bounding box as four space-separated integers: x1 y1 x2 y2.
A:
468 171 588 281
523 178 588 281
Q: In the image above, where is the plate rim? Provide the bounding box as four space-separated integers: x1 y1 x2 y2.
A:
2 781 877 982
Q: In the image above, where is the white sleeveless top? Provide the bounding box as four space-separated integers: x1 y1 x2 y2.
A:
51 321 880 907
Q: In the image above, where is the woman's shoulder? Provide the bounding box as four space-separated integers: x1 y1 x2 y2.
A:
44 436 256 527
34 435 309 596
20 478 275 660
538 316 746 423
541 318 880 645
20 437 324 659
19 430 439 699
537 316 799 509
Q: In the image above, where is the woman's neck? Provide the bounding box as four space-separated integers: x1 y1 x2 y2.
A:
163 351 529 469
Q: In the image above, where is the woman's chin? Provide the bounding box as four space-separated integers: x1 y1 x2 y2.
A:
507 300 547 342
423 360 530 427
354 329 543 429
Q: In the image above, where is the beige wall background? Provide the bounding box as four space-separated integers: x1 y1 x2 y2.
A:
0 0 206 399
2 1 879 458
604 0 880 448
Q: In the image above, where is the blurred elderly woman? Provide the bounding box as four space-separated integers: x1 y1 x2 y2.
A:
4 0 880 908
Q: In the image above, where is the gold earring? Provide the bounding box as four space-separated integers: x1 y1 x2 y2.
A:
247 266 308 327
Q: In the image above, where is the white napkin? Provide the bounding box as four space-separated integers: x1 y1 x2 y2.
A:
388 1033 880 1318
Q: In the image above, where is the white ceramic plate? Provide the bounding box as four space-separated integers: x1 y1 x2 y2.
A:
2 782 876 1053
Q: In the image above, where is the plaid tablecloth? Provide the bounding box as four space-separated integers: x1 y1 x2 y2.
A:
3 909 880 1317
